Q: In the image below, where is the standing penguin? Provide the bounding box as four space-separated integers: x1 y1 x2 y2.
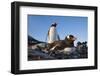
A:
47 22 60 43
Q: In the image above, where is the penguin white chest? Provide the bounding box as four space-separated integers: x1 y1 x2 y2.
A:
63 47 76 54
48 27 58 43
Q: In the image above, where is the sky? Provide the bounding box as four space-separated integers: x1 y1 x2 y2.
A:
28 15 88 45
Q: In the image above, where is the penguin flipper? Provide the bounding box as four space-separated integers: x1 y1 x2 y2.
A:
57 35 60 40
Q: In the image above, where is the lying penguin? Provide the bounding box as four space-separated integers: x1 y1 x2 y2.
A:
47 35 77 54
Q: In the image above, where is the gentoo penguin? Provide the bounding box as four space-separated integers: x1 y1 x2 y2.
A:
47 22 60 43
47 35 77 54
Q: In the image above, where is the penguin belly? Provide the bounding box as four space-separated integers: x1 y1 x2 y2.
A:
63 47 76 54
48 27 58 43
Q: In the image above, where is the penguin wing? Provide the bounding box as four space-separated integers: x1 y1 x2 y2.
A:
57 34 60 40
48 30 49 36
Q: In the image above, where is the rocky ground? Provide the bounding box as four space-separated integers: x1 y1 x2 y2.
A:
28 46 88 61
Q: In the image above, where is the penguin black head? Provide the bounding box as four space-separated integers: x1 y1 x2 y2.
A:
65 35 77 41
51 22 57 27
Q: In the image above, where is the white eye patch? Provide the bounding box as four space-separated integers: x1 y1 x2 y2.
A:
67 35 70 39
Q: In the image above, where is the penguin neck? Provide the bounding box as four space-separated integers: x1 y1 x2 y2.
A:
50 26 56 31
51 25 56 27
64 39 74 47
